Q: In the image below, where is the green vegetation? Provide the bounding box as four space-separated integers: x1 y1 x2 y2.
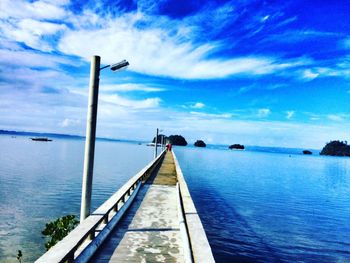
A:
168 135 187 146
16 250 22 263
320 140 350 156
194 140 206 147
42 215 79 250
152 134 188 146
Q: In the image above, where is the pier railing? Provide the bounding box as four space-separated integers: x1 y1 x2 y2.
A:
173 151 215 263
36 150 166 263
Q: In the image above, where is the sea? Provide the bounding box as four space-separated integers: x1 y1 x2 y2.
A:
1 134 350 262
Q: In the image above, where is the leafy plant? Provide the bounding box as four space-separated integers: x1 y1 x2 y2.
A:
42 215 79 250
16 250 22 263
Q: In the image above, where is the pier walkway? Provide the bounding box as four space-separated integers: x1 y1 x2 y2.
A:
36 150 214 263
91 152 183 262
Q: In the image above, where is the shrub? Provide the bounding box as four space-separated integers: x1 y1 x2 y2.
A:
42 215 79 250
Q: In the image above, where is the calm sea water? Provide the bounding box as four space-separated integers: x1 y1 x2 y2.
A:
0 135 153 262
1 135 350 262
175 147 350 262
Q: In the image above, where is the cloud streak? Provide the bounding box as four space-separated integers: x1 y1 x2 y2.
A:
190 102 205 109
56 10 309 79
100 84 165 93
257 108 271 118
0 0 339 81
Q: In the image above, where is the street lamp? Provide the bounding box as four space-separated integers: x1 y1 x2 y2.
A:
80 55 129 222
100 59 129 71
159 129 164 151
154 128 159 159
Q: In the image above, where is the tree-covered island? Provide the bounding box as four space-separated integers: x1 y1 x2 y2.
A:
152 134 188 146
229 144 245 150
194 140 206 147
320 140 350 156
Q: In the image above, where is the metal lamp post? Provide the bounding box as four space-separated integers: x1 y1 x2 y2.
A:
159 129 164 151
80 56 129 222
154 128 159 159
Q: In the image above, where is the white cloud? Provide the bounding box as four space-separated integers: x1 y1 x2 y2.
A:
19 19 67 35
286 111 295 119
299 65 350 81
0 47 75 68
0 2 312 79
261 15 270 22
60 118 81 127
238 85 254 94
190 111 232 119
310 117 320 121
1 76 349 149
0 0 70 51
100 84 164 93
1 19 67 51
302 69 319 80
0 0 68 20
327 114 344 122
190 102 205 109
257 108 271 118
337 55 350 69
0 80 87 135
305 112 349 122
57 12 308 79
99 94 161 109
0 39 22 50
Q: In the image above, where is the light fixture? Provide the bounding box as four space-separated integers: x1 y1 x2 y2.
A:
99 59 129 71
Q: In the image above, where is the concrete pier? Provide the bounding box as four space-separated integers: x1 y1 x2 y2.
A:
36 150 214 263
91 152 183 262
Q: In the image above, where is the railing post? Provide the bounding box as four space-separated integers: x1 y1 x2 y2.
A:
80 55 101 222
66 252 74 263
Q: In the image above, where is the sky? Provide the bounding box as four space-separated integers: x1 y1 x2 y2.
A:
1 0 350 148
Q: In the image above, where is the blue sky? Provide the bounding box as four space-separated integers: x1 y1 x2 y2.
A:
1 0 350 148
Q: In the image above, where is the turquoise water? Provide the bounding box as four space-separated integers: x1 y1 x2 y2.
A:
175 147 350 262
1 135 350 262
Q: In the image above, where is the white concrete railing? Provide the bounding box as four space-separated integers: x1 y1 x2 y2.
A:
172 151 216 263
36 150 166 263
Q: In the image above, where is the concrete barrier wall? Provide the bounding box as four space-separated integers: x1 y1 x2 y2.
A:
172 151 216 263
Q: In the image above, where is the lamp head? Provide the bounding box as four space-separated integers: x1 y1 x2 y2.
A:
110 60 129 71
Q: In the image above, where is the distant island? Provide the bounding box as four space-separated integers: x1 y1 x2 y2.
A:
194 140 206 147
229 144 244 150
0 129 135 143
168 135 187 146
152 134 188 146
31 137 52 142
320 140 350 156
302 150 312 155
0 129 83 140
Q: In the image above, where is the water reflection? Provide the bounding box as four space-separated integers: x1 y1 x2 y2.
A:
175 146 350 262
0 136 153 262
